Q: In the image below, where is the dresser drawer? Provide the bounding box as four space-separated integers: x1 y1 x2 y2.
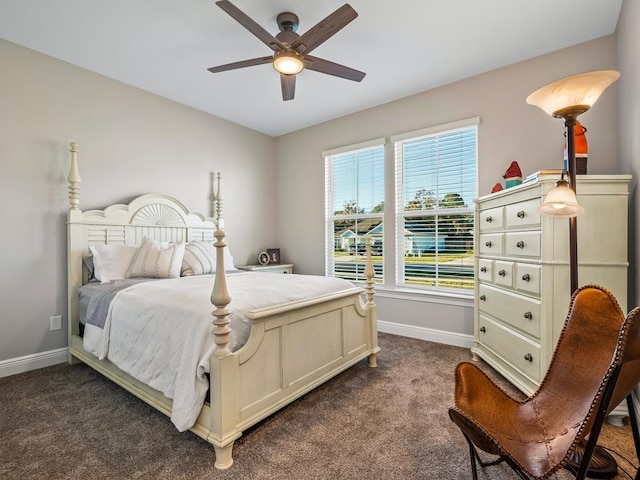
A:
505 198 541 229
478 284 541 338
478 314 541 383
493 260 513 288
478 259 493 282
479 207 503 231
505 231 541 258
479 233 503 256
516 263 541 295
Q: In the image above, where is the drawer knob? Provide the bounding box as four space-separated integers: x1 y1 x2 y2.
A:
517 211 525 218
485 216 492 223
524 353 533 362
498 269 506 277
522 273 531 282
479 295 486 301
485 241 492 247
480 326 486 333
480 266 487 273
524 311 533 320
516 241 525 249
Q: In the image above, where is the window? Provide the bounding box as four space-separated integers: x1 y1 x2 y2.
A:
324 139 385 282
324 118 477 297
393 118 478 293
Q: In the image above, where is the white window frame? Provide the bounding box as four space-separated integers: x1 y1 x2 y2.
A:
324 138 386 282
392 117 479 295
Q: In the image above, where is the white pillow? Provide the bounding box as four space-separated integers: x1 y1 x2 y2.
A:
181 241 216 276
126 237 186 279
180 241 236 276
89 244 139 284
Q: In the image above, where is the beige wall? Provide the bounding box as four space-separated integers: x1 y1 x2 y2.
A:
1 24 630 364
275 35 620 335
0 38 277 362
617 0 640 306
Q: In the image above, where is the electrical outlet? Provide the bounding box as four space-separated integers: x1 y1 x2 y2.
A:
50 315 62 331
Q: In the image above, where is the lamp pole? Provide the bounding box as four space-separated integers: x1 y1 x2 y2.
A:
564 115 579 293
553 104 589 293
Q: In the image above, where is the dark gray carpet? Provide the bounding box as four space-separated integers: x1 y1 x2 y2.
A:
0 333 636 479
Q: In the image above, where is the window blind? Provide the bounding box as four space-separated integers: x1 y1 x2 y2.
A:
394 119 478 292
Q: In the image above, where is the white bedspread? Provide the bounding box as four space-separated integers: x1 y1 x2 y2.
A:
88 272 356 431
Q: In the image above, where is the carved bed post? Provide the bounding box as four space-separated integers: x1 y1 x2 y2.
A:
211 228 231 356
364 235 378 367
68 142 81 210
67 142 83 363
215 173 224 230
208 220 239 470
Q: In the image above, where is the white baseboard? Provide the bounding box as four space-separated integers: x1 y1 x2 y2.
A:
0 322 481 378
1 323 471 379
378 319 474 349
0 348 68 378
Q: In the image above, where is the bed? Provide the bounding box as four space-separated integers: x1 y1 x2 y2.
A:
65 143 380 469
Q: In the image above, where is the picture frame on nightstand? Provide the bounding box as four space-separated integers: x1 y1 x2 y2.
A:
267 248 280 264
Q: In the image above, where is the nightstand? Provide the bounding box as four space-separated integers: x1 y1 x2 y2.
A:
236 263 293 274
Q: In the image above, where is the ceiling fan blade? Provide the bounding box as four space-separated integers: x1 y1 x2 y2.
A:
208 56 273 73
280 74 296 101
291 4 357 55
304 55 366 82
215 0 285 51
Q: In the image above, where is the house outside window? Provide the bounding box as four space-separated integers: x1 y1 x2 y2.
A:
392 117 478 293
324 139 385 283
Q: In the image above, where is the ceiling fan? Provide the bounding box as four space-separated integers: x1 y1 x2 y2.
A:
208 1 366 101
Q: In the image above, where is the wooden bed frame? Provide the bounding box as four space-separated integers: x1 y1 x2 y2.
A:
65 143 380 469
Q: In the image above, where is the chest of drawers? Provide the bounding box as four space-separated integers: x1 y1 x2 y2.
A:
472 174 630 395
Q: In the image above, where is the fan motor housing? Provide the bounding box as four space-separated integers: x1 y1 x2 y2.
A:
277 12 299 32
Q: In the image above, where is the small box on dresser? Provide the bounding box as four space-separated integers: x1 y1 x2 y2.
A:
473 173 630 395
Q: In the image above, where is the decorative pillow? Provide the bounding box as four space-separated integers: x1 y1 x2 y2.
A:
180 241 236 276
181 241 216 276
89 244 139 284
83 254 96 282
125 237 186 279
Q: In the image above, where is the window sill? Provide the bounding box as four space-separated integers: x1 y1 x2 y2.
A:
359 284 474 308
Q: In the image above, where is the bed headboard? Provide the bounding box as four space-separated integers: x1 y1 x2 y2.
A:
66 142 221 336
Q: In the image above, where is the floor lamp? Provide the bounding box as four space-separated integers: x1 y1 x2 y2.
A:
527 70 621 478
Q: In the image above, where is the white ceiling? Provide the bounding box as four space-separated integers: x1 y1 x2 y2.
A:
0 0 623 137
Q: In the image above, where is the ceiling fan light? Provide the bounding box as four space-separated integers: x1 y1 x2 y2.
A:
273 51 304 75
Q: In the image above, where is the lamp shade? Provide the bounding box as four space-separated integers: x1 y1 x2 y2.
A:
526 70 620 118
537 179 584 218
273 51 304 75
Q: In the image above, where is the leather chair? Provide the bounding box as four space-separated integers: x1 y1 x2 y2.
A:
449 285 640 480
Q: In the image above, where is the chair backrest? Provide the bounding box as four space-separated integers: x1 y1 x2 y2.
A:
526 285 626 463
605 304 640 415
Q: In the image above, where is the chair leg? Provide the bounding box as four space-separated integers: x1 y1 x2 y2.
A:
467 441 479 480
625 394 640 480
462 434 505 480
575 367 622 480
